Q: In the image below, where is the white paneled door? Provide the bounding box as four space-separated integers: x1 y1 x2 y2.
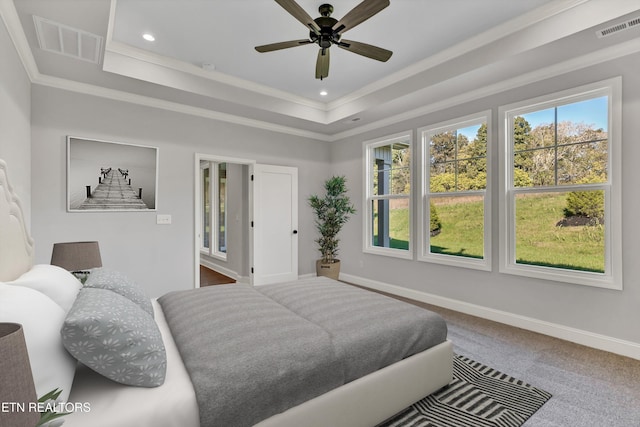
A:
251 164 298 286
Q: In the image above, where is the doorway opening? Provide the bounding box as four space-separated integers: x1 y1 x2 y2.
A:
194 154 255 288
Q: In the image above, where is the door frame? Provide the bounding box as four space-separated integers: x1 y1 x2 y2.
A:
194 153 255 288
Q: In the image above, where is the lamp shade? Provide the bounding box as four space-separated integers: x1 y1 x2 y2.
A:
0 323 40 427
51 241 102 271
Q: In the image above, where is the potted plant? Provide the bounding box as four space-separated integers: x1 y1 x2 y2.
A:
308 176 356 280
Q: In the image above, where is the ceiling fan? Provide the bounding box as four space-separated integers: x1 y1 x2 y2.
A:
255 0 393 80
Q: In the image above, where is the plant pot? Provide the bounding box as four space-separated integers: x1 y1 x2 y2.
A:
316 259 340 280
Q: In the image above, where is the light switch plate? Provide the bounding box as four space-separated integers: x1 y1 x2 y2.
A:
156 214 172 225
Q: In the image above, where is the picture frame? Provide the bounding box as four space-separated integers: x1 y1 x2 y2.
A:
67 136 158 212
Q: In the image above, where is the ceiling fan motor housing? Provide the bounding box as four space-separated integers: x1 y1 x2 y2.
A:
311 10 339 49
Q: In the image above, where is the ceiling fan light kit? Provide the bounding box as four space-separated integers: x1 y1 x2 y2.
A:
255 0 393 80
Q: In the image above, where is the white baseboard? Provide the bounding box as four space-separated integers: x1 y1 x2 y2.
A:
340 273 640 361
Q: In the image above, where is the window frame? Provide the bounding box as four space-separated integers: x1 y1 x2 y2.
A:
200 161 227 261
418 111 492 271
498 77 622 289
214 162 228 259
363 131 414 260
200 162 211 253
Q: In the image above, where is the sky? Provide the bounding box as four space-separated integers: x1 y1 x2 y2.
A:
522 96 608 131
456 96 608 141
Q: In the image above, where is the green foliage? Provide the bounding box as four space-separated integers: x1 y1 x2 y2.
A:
564 191 604 220
429 124 487 193
511 115 608 187
309 176 356 263
564 176 605 221
36 388 69 427
513 168 533 187
430 173 456 192
430 202 441 233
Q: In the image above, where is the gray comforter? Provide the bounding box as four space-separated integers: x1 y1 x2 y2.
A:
158 277 447 427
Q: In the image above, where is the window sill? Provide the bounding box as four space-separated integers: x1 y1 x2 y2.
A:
499 262 622 290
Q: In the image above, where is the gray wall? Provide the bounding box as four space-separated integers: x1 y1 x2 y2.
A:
331 53 640 345
0 19 31 222
30 86 330 297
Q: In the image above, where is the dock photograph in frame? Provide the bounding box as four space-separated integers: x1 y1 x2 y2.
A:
67 136 158 211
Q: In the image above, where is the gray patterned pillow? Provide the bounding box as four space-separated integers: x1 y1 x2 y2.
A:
85 268 154 316
61 287 166 387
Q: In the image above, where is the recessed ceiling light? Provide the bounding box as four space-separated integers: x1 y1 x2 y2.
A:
320 90 328 96
142 33 155 42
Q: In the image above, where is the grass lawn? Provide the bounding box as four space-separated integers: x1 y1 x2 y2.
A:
430 196 484 259
514 193 604 272
376 193 604 272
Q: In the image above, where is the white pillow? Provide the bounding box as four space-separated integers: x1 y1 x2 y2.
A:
8 264 82 312
0 283 77 402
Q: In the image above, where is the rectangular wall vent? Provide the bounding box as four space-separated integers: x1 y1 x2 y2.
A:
596 16 640 38
33 16 103 64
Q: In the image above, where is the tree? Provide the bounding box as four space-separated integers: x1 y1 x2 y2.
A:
513 116 534 182
460 123 487 179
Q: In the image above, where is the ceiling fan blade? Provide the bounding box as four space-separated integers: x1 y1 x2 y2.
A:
315 48 330 80
274 0 321 34
338 39 392 62
255 39 313 53
332 0 390 34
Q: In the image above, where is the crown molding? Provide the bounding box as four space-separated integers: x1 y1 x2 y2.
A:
330 37 640 142
34 73 333 141
0 0 39 80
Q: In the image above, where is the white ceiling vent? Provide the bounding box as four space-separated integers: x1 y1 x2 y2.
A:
33 16 103 64
596 16 640 38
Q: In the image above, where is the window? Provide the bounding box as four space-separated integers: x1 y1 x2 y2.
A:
419 112 491 270
201 163 211 250
364 133 412 259
200 161 227 260
499 78 622 289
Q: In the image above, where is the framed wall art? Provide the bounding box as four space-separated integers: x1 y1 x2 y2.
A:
67 136 158 212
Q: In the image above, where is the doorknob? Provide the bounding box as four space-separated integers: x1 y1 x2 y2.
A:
293 230 298 234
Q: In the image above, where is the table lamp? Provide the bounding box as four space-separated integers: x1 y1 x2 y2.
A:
0 323 40 427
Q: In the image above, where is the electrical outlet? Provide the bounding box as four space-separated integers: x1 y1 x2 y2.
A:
156 214 172 225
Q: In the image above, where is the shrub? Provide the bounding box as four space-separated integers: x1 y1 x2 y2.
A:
513 168 533 187
430 202 442 235
564 190 604 220
564 175 605 222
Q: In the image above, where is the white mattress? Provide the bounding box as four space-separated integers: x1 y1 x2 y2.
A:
64 299 200 427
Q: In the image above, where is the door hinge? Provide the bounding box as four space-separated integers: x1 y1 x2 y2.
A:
251 221 254 227
251 267 254 274
251 174 254 181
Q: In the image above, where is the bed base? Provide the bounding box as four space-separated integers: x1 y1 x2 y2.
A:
256 340 453 427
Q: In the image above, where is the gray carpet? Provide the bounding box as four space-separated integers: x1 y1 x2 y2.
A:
354 286 640 427
432 308 640 427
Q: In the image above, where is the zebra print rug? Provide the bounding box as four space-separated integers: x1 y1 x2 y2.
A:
380 354 552 427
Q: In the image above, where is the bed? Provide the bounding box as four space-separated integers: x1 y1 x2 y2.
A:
0 157 453 427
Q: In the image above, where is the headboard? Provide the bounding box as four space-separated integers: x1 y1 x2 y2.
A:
0 159 34 281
